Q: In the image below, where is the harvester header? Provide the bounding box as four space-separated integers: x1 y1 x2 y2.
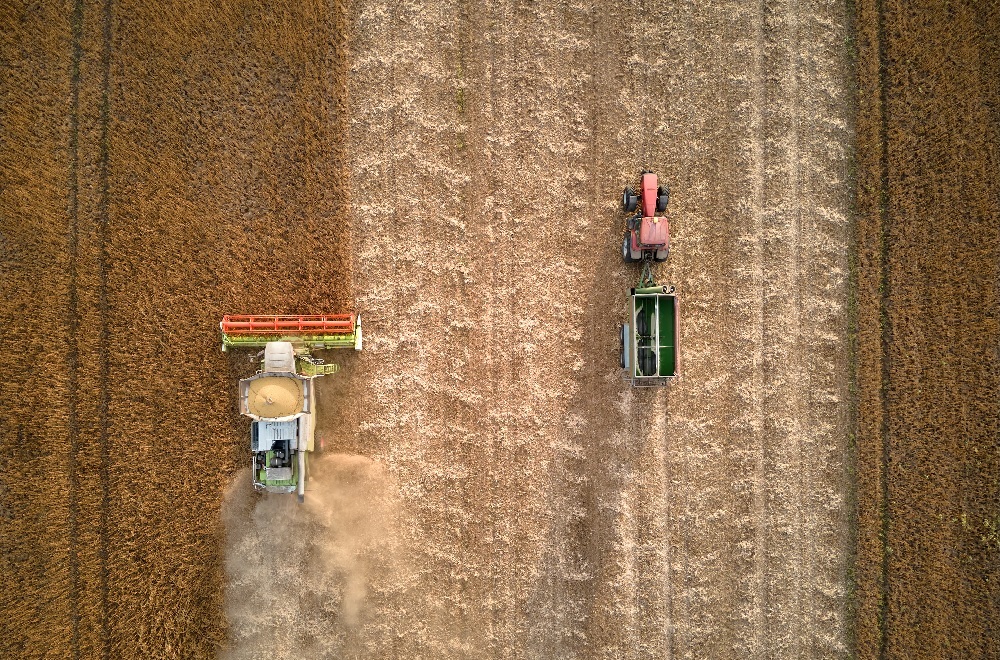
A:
220 313 361 352
220 311 362 501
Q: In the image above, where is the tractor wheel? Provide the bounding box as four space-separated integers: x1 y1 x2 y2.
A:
639 349 657 377
622 187 638 212
623 232 640 263
654 247 669 262
656 185 670 212
622 233 635 262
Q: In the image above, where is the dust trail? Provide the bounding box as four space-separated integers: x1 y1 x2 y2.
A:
221 454 400 659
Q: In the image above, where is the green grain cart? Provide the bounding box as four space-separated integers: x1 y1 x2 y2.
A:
620 282 679 386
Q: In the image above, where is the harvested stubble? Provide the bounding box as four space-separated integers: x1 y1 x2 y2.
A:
853 0 1000 657
0 1 350 657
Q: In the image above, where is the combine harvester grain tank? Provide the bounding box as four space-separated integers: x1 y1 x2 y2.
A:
220 314 362 502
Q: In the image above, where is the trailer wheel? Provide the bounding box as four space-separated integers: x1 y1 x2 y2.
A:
639 349 657 377
636 311 650 337
620 325 627 369
622 187 638 212
656 185 670 212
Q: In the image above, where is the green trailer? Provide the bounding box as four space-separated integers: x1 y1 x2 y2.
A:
620 282 679 386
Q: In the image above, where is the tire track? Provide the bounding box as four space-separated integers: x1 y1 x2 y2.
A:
874 0 892 656
748 0 767 654
575 0 631 654
96 0 113 655
66 1 85 656
759 0 806 654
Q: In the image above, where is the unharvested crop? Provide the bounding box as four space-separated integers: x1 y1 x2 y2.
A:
852 1 1000 657
0 1 351 657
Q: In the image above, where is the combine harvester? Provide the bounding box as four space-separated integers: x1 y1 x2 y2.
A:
220 314 362 502
620 171 679 386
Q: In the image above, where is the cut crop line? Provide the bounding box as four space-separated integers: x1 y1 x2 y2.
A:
96 0 113 656
875 0 892 656
784 0 806 655
749 0 767 655
65 0 84 657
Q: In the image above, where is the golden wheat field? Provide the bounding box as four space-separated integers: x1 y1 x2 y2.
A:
852 1 1000 658
0 0 997 658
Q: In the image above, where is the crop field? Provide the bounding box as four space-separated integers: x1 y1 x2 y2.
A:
852 0 1000 658
0 1 350 657
0 1 996 659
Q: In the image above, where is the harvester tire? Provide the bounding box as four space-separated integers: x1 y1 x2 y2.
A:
656 186 669 211
622 187 638 212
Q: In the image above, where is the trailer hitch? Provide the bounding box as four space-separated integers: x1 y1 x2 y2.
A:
638 259 656 289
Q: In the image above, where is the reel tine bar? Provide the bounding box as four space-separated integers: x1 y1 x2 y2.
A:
221 314 355 335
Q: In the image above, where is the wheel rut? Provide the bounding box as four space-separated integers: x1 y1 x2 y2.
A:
66 0 85 656
96 1 113 655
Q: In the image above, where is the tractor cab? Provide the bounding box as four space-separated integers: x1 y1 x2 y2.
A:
622 171 671 263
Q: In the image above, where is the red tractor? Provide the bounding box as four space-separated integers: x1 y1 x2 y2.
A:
622 171 670 262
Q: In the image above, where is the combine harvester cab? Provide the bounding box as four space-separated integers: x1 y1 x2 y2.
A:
220 314 361 502
621 280 679 387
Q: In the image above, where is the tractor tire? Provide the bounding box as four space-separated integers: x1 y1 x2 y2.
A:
622 187 638 212
654 247 669 262
622 232 641 263
656 185 670 212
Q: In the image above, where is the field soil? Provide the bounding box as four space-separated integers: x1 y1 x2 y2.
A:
2 0 859 658
228 0 855 658
853 1 1000 658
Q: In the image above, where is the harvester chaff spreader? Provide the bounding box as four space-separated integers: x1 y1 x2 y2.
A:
620 170 679 386
220 314 362 502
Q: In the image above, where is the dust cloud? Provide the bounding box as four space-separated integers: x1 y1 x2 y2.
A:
221 454 400 659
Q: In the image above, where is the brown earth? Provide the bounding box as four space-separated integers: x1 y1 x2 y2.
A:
1 0 873 658
226 0 855 657
853 1 1000 658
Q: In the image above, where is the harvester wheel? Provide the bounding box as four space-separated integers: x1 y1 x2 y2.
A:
622 233 640 263
622 187 638 212
656 185 670 212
